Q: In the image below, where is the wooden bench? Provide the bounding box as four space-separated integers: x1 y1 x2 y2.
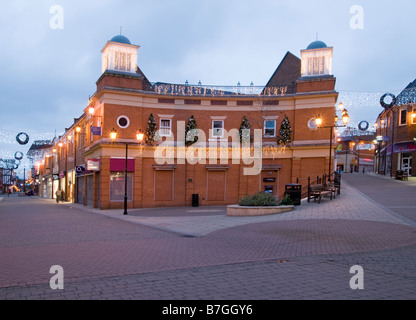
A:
395 170 409 181
308 184 333 204
325 182 338 199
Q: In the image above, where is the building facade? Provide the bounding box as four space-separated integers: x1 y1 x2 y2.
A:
335 128 376 173
36 35 344 209
375 81 416 177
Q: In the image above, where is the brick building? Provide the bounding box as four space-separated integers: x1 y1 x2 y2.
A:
335 127 376 173
38 35 343 209
375 80 416 177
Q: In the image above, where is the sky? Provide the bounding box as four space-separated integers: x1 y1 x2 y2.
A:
1 0 416 177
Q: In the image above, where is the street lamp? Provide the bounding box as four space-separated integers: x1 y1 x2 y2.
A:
376 135 383 174
110 128 144 215
51 147 57 199
315 103 350 181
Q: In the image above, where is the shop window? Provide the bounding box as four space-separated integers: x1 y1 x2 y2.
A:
110 172 133 201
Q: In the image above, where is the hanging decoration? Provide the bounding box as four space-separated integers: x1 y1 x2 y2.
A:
16 132 30 145
14 151 24 160
358 121 369 131
380 93 396 110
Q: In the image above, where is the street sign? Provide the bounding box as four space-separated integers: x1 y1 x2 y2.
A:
87 159 100 171
90 126 102 136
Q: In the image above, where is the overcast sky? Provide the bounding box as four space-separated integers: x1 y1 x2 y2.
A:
1 0 416 175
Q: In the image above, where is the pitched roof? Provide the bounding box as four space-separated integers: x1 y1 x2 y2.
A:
263 51 301 94
396 78 416 105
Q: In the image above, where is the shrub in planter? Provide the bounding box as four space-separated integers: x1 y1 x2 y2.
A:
278 194 293 206
238 192 278 206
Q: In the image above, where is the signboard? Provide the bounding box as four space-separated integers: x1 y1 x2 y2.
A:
87 158 100 171
90 126 102 136
75 165 85 175
357 144 375 150
263 178 275 182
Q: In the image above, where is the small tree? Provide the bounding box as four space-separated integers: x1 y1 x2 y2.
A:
185 115 198 146
239 116 252 143
145 113 157 145
277 115 292 145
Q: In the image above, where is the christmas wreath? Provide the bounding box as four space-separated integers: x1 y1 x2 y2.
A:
14 151 24 160
358 121 369 131
16 132 29 145
380 93 396 109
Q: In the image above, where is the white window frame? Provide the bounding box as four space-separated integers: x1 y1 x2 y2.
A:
399 108 407 126
263 120 276 137
159 118 172 137
212 120 224 138
117 115 130 129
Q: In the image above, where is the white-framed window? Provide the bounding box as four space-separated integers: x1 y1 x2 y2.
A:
117 115 130 129
212 120 224 138
307 118 318 131
264 120 276 137
159 119 172 137
399 108 407 126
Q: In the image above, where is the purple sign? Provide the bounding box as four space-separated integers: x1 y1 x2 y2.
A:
90 126 102 136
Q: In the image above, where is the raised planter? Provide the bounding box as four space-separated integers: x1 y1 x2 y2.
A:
226 204 294 217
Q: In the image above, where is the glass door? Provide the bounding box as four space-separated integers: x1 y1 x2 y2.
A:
401 153 412 176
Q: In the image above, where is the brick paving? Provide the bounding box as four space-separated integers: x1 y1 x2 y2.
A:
1 173 416 301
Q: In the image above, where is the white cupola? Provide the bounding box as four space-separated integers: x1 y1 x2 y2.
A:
101 34 140 74
300 40 333 77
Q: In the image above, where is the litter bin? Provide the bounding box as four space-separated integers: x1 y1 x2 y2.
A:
192 194 199 207
284 183 302 206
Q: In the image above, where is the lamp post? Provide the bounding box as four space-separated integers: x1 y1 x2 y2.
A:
51 147 57 199
110 128 144 215
315 103 350 181
376 135 383 174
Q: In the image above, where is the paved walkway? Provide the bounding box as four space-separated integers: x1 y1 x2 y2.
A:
49 176 416 236
1 173 415 301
